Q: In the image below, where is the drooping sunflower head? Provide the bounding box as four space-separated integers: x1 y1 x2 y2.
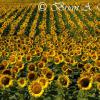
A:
28 81 44 97
57 74 70 88
0 75 13 88
77 76 93 90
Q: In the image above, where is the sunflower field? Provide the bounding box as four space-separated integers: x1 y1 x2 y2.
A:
0 0 100 100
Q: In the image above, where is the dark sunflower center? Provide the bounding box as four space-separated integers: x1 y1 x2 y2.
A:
2 77 10 85
46 72 52 79
81 78 90 87
3 70 11 75
0 64 5 70
28 73 35 80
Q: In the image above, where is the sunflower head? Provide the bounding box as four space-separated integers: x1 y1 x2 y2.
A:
45 70 54 81
54 55 61 64
61 65 68 73
94 73 100 83
84 63 93 72
0 63 5 71
38 76 49 89
66 68 73 75
28 63 36 71
15 61 24 70
2 69 11 75
0 75 13 88
37 61 45 69
81 53 89 62
77 76 93 90
57 74 70 88
1 60 9 68
27 71 37 81
28 81 44 97
9 54 16 64
26 54 32 62
17 78 27 88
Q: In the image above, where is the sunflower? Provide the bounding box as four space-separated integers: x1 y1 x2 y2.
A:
27 71 37 81
80 71 94 78
0 63 5 71
95 59 100 69
27 63 36 71
41 56 48 63
38 76 49 89
57 74 70 88
26 54 32 62
81 53 89 62
11 66 19 74
65 68 73 75
9 54 17 64
37 61 45 69
61 65 68 73
90 51 98 61
17 55 23 61
1 60 9 68
41 67 50 75
48 50 56 57
2 50 8 57
94 73 100 83
77 63 84 69
2 69 11 75
77 76 93 90
54 55 61 64
84 63 93 72
45 70 54 81
0 75 13 88
64 56 71 64
58 54 64 63
28 81 44 97
17 78 27 88
15 61 24 71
